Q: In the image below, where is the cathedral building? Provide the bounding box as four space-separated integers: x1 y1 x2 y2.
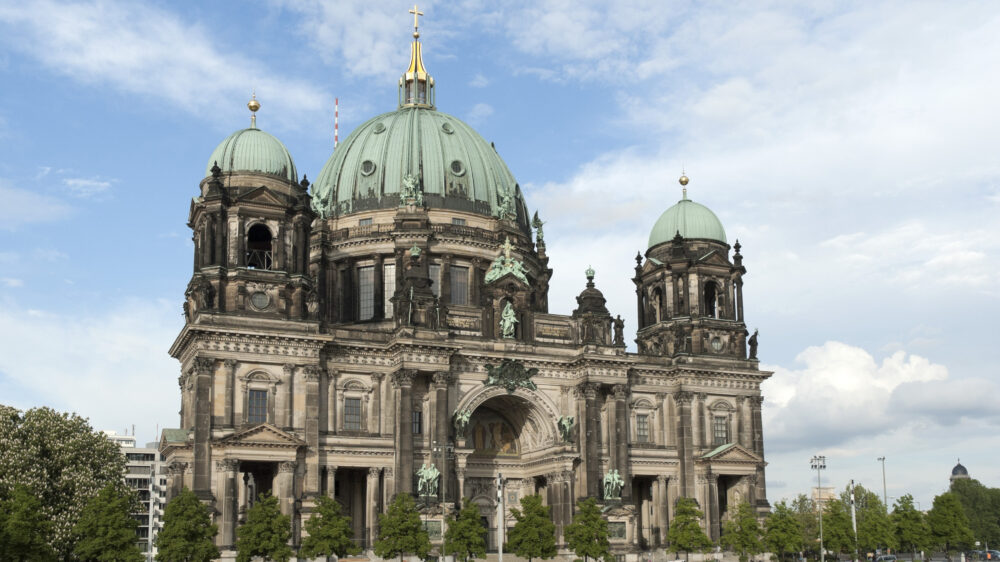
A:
160 14 770 557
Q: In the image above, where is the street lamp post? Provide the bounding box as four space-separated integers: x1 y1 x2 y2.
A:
812 456 827 562
877 457 888 512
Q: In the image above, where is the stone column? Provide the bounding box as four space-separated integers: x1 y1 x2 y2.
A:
696 393 707 448
304 366 322 496
167 462 188 501
736 396 749 448
613 384 631 499
191 357 214 498
440 255 452 305
656 475 668 545
366 467 381 547
326 465 337 498
581 383 600 498
432 371 451 501
735 277 744 323
371 373 384 435
674 391 695 498
277 461 297 517
223 359 237 427
708 473 721 541
383 468 395 507
392 369 416 494
327 369 338 434
282 364 295 429
750 396 768 506
217 459 239 548
456 467 466 501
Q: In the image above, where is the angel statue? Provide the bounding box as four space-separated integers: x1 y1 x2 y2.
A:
500 301 518 339
417 462 440 498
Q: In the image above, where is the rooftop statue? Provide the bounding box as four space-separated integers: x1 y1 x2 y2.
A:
453 409 472 434
557 415 575 443
483 358 538 393
500 301 518 339
531 211 545 242
497 188 516 221
400 173 424 207
484 236 529 285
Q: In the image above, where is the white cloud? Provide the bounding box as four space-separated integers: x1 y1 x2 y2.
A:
469 73 489 88
0 298 182 443
63 177 111 198
0 278 23 287
0 1 329 129
465 102 494 125
0 182 73 229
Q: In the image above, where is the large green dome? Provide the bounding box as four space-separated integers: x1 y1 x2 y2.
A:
648 195 727 248
310 106 529 228
205 127 298 182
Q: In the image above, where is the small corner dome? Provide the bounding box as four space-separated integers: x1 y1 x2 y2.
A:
951 462 969 476
648 196 727 248
205 127 298 183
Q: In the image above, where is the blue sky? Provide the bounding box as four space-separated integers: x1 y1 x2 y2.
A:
1 0 998 511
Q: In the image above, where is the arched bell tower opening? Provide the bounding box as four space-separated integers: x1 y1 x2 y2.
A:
246 224 273 270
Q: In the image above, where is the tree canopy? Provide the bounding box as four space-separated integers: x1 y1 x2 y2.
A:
765 500 803 562
721 501 762 562
0 484 55 561
155 487 219 562
443 498 487 562
927 492 974 556
891 494 930 561
301 495 361 560
950 478 1000 547
506 494 557 562
235 494 293 562
0 405 127 558
72 483 144 562
564 497 612 562
667 497 713 556
374 493 430 562
790 494 819 558
842 483 896 554
820 499 855 556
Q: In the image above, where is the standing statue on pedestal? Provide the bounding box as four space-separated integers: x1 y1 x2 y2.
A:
531 211 545 242
417 463 440 498
748 329 759 359
613 315 625 346
603 469 624 500
500 301 518 339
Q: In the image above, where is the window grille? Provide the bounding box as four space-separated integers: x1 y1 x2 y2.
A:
412 410 423 434
637 414 650 442
344 398 362 431
384 263 396 317
452 217 466 226
713 415 729 446
359 217 373 226
450 265 469 306
248 389 267 424
358 266 375 320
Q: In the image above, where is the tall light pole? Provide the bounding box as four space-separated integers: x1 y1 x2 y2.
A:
877 457 888 512
812 456 827 562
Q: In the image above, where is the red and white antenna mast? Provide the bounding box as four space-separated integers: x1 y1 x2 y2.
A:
334 97 339 149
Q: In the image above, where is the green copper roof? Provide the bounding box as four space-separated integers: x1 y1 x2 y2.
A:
310 106 529 228
648 195 727 248
205 127 297 182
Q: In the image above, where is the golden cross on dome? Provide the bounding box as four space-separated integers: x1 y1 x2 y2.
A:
409 4 423 34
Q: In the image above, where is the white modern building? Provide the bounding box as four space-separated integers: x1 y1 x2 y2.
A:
104 431 167 560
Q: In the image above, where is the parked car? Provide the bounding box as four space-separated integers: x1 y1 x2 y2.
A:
875 555 897 562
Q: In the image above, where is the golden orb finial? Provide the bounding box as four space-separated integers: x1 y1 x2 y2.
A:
679 169 689 186
247 90 260 128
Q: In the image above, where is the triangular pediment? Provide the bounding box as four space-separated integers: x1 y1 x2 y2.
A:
488 271 530 288
699 443 762 464
218 423 306 448
696 249 730 267
238 186 285 207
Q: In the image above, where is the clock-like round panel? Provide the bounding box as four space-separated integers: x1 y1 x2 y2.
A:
250 291 271 310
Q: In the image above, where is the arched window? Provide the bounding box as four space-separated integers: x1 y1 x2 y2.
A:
704 282 719 318
246 224 273 270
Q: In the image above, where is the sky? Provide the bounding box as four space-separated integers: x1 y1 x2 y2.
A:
0 0 997 512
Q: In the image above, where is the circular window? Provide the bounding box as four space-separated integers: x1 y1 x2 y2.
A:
441 122 454 134
250 291 271 310
450 160 465 176
361 160 376 176
711 337 723 353
373 122 386 134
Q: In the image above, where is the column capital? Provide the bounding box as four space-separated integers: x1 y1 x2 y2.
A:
391 369 417 388
303 365 323 382
612 384 628 399
191 356 215 376
368 467 382 478
431 371 452 388
576 382 599 399
674 391 693 405
657 474 667 485
371 372 385 384
327 465 338 473
748 395 763 407
279 461 297 473
283 363 296 376
384 468 394 479
167 461 188 476
223 359 238 372
216 458 239 473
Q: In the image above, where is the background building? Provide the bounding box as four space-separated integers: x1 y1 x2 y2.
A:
160 16 770 558
105 430 167 560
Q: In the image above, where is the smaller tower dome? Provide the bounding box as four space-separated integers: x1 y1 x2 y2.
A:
950 460 970 481
648 174 727 248
204 95 298 182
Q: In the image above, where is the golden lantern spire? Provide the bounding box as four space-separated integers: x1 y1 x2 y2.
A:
679 168 689 199
247 90 260 129
399 4 435 108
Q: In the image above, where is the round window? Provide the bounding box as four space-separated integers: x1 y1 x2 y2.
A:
250 291 271 310
441 122 454 134
450 160 465 176
373 122 386 134
361 160 376 176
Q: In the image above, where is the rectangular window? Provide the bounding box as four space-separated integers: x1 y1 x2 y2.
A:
450 265 469 306
248 390 267 424
384 263 396 317
452 218 466 226
359 218 373 226
358 266 374 320
636 414 649 443
344 398 362 431
713 416 729 446
412 410 423 434
428 264 441 297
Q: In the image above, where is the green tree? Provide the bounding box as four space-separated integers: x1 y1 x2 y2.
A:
154 487 219 562
374 493 430 562
0 405 127 558
301 495 360 560
765 501 803 562
891 495 930 561
235 494 293 562
927 493 974 559
443 498 487 562
564 497 612 562
790 494 819 559
72 483 144 562
0 484 55 561
721 501 762 562
843 484 896 555
821 499 855 556
506 494 557 562
950 478 1000 547
667 497 713 559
